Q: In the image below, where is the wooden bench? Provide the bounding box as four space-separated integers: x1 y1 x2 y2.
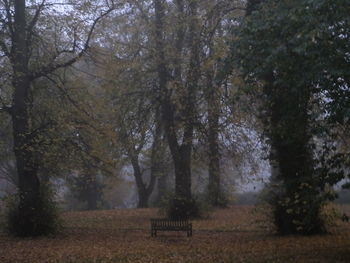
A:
150 219 192 237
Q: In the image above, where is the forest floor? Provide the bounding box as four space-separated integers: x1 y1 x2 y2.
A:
0 205 350 262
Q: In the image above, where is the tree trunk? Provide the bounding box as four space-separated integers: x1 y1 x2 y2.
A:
245 0 321 232
173 146 192 199
154 0 199 206
267 80 317 234
246 0 264 16
85 171 100 210
207 79 221 206
131 156 151 208
11 0 42 236
204 10 228 206
151 109 166 204
137 190 149 208
174 0 200 200
156 172 168 204
86 190 98 210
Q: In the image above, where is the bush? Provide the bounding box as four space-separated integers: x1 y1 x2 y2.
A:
206 189 232 208
261 183 328 235
160 193 211 220
5 184 62 237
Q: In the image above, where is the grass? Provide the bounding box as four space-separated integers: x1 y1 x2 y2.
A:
0 205 350 262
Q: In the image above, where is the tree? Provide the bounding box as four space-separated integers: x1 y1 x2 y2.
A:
92 22 159 208
68 166 105 210
237 0 350 234
152 0 217 218
200 0 245 206
154 0 199 204
0 0 115 236
152 0 247 213
114 95 158 208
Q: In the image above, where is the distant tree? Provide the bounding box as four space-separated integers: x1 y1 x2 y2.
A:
200 0 245 206
153 0 200 208
114 98 158 208
68 166 105 210
88 7 164 208
153 0 246 215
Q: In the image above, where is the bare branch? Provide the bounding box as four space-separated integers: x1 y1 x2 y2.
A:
30 5 115 80
0 94 12 115
3 0 14 37
0 39 10 58
44 74 93 120
128 0 151 24
0 2 13 60
0 105 12 114
26 0 46 47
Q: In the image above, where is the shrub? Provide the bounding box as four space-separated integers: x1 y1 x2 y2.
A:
206 189 232 208
160 193 211 220
260 182 329 235
5 184 62 237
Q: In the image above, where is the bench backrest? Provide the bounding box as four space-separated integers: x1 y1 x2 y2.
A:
151 219 190 228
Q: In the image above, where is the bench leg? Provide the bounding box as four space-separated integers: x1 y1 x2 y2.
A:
151 229 156 237
187 228 192 237
151 230 157 237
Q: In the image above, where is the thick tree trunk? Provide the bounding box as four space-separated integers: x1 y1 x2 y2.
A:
11 0 42 236
86 190 98 210
174 0 200 200
154 0 199 206
85 172 100 210
245 1 322 234
267 81 317 234
156 172 168 203
246 0 264 16
137 190 149 208
173 146 192 199
204 10 228 206
207 79 221 206
151 110 166 203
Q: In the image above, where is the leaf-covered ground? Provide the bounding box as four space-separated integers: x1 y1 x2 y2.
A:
1 205 350 262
